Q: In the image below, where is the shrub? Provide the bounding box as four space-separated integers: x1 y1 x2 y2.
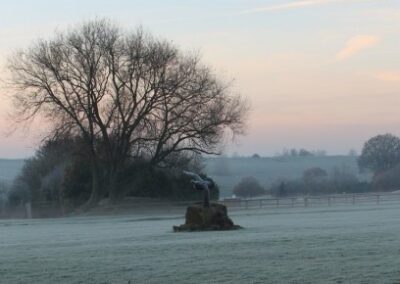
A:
61 158 92 207
303 167 328 181
233 176 265 198
270 166 370 196
121 164 219 201
10 135 218 208
372 164 400 192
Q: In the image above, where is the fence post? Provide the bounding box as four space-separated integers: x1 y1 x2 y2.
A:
352 195 355 205
376 195 380 204
328 197 331 206
259 199 262 208
276 199 279 207
245 200 248 209
304 197 308 207
291 198 295 207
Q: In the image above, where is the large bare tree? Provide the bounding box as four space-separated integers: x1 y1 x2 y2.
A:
7 19 248 205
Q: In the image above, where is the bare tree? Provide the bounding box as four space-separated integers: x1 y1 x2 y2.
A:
8 20 118 206
7 19 248 205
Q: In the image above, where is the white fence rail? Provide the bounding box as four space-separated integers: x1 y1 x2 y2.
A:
221 192 400 210
3 192 400 219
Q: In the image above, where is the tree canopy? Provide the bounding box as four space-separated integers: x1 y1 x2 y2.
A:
358 133 400 175
233 176 265 198
7 19 248 205
303 167 327 181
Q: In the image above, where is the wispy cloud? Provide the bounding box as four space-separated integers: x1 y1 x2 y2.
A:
336 35 380 60
238 0 350 15
375 71 400 82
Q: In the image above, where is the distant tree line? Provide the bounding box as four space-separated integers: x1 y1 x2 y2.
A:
275 148 327 158
270 166 370 197
230 165 370 198
231 133 400 198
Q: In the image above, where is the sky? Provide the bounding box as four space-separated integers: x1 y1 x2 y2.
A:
0 0 399 158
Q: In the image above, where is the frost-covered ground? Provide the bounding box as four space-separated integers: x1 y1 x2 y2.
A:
2 204 400 283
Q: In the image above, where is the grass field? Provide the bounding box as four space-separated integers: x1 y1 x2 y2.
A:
2 203 400 283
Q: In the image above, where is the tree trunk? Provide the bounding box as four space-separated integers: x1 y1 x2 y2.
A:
107 167 119 203
108 177 118 203
82 161 101 209
203 187 210 208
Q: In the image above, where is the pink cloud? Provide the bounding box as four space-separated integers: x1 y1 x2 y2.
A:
336 35 380 60
375 71 400 82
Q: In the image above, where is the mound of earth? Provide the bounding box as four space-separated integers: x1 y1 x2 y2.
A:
173 203 241 232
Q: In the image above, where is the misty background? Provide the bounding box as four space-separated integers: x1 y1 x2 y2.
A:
0 153 370 198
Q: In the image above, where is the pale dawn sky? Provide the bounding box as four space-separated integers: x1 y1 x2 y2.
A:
0 0 399 158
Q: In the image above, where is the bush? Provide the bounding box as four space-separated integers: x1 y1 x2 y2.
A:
8 136 79 206
303 167 327 181
8 179 30 206
270 179 306 196
9 135 218 209
233 176 265 198
121 163 219 201
372 164 400 192
270 166 370 196
0 181 10 211
61 158 92 207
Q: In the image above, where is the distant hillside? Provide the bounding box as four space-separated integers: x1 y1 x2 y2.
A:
204 156 371 198
0 159 25 183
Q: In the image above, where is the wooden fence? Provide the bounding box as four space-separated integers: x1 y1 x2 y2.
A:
220 192 400 210
3 192 400 219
